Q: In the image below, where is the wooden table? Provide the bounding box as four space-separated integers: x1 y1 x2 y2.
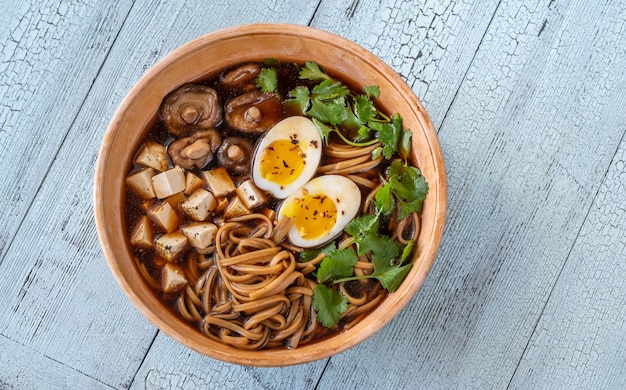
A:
1 1 624 388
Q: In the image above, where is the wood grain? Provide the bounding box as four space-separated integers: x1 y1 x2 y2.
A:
311 0 502 129
0 0 134 261
129 334 325 389
0 335 111 389
1 0 625 388
1 0 323 388
510 133 626 387
316 0 626 388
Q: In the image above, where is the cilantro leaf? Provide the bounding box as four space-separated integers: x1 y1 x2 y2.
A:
363 85 380 99
263 58 280 67
312 118 335 144
299 242 336 263
311 79 349 100
317 247 358 283
401 239 415 263
354 232 383 257
399 129 412 161
369 236 402 273
300 61 333 81
313 284 348 327
341 107 362 132
354 94 376 123
300 80 350 125
374 263 412 292
345 214 379 237
377 114 403 159
357 233 411 292
387 160 429 217
373 182 395 216
354 125 373 143
255 67 278 94
334 233 413 292
286 86 312 114
345 215 381 256
308 98 346 125
398 198 425 219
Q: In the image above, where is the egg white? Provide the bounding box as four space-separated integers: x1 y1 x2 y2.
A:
277 175 361 248
251 116 322 199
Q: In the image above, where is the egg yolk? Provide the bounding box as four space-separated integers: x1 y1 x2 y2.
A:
259 139 306 186
282 194 338 240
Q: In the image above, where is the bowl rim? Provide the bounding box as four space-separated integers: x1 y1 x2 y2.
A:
94 22 447 366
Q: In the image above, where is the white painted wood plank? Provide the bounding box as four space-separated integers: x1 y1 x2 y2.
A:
0 335 112 389
129 334 325 390
509 139 626 387
0 0 134 259
311 0 502 129
316 0 626 388
0 0 324 388
2 0 623 388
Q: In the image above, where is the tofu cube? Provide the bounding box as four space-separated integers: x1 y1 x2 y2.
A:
161 263 187 292
164 192 186 209
181 189 216 221
201 167 235 198
155 232 188 262
215 196 229 213
236 179 268 209
184 172 204 195
182 222 218 249
135 142 168 172
126 168 156 199
152 167 185 199
147 201 179 233
141 199 157 212
130 216 153 248
223 194 251 219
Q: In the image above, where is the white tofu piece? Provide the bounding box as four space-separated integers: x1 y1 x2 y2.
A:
126 168 156 199
181 222 218 249
151 166 185 199
236 179 268 209
130 216 153 248
161 263 187 292
135 142 168 172
201 167 235 198
155 232 188 262
181 189 216 221
223 194 251 219
147 202 179 233
184 172 204 195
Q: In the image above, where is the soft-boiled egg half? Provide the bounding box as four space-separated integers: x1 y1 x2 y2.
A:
252 116 322 199
277 175 361 248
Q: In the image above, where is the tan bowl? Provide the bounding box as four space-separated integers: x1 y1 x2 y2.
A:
94 23 447 366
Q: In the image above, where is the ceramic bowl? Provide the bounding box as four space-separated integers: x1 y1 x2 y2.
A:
94 23 446 366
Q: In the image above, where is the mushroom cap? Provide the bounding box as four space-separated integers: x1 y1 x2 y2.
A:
160 84 222 136
224 90 283 134
168 129 223 170
220 63 261 91
217 137 254 175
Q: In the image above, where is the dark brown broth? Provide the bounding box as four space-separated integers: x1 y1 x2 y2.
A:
125 61 389 347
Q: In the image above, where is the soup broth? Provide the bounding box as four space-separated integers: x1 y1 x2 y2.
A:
124 60 427 350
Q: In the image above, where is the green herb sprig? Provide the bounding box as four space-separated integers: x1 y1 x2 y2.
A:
286 61 411 160
255 67 278 94
261 60 430 329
